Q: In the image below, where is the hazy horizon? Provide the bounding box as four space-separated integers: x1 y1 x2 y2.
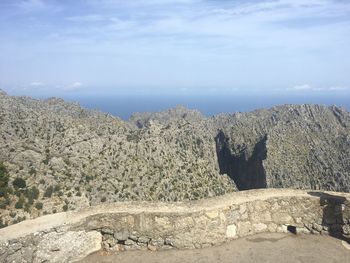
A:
25 92 350 120
2 86 350 120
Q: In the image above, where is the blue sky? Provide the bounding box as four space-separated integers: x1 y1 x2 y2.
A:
0 0 349 96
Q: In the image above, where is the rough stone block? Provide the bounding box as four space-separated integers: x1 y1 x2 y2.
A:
226 209 240 224
272 213 293 224
253 223 268 233
267 223 277 232
114 228 129 241
226 224 237 238
206 211 219 219
150 237 164 247
296 227 310 234
147 244 157 251
237 221 253 237
138 236 150 244
34 231 102 263
239 204 247 214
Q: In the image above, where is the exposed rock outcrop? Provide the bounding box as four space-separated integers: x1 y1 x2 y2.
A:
35 231 102 263
215 131 267 190
213 104 350 192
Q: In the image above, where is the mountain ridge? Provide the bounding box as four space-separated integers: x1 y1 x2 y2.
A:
0 91 349 227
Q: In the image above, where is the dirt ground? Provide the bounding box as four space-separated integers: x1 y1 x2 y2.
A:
80 233 350 263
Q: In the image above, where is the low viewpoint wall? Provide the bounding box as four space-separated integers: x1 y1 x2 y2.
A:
1 189 350 262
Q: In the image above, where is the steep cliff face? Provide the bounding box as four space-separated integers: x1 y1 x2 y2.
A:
0 90 350 228
215 130 267 190
213 104 350 192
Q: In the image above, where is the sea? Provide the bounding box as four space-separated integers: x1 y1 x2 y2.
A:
63 94 350 120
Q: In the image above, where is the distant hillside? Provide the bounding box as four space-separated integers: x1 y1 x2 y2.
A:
0 89 350 227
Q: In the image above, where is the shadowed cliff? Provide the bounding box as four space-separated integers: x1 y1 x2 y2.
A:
215 130 267 190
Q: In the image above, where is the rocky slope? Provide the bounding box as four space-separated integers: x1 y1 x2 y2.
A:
0 89 350 227
0 90 234 227
213 105 350 191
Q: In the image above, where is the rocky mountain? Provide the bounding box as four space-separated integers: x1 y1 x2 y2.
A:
213 105 350 191
0 89 349 228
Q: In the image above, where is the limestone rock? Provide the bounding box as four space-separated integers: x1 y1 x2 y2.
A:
34 231 102 263
226 224 237 238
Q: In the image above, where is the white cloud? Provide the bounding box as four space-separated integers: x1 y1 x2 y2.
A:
56 0 350 54
30 81 44 87
61 82 84 91
289 85 350 92
292 84 312 90
71 82 82 88
73 82 82 87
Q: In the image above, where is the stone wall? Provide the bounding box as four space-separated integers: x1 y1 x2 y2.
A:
1 189 350 262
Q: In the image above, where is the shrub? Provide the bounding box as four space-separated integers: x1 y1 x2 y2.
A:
15 196 25 209
42 157 50 165
101 196 107 202
54 184 60 192
13 178 26 189
15 216 26 223
27 195 34 205
24 202 31 212
35 202 43 210
9 212 16 218
14 189 22 197
44 186 53 198
24 186 39 204
0 163 9 197
29 167 36 175
0 198 10 209
0 186 10 198
0 162 9 187
63 204 68 211
0 218 7 228
28 186 39 200
7 187 13 195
